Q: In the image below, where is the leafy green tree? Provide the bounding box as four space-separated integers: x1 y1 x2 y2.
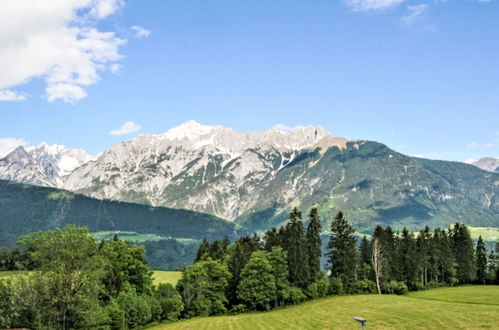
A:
237 251 277 311
475 236 487 284
306 207 322 281
433 228 456 285
155 283 184 321
327 212 357 290
99 238 154 298
18 225 103 330
176 259 231 317
267 246 290 306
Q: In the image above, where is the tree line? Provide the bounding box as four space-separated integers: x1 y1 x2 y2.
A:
1 210 498 328
180 208 499 317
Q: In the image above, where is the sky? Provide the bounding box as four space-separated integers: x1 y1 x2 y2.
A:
0 0 498 162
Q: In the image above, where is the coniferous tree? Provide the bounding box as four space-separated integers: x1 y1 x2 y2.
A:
264 227 280 251
433 228 456 285
281 208 310 288
399 228 418 286
417 226 432 285
475 236 487 284
226 236 261 304
195 239 210 262
358 235 372 280
326 211 357 290
451 223 476 284
306 207 322 281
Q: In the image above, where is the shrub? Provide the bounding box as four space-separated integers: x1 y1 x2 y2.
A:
305 279 329 299
351 280 377 294
117 293 152 328
282 286 307 305
328 277 344 295
383 281 408 295
155 283 183 321
101 301 125 330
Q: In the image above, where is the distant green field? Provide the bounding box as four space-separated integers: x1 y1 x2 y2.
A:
153 271 182 286
93 231 168 243
150 286 499 329
468 226 499 242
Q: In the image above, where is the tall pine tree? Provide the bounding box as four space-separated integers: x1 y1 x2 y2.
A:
306 207 322 282
475 236 487 284
451 223 476 284
281 207 310 289
326 211 357 290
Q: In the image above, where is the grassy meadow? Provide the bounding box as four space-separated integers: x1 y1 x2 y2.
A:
468 226 499 242
150 286 499 329
152 271 182 286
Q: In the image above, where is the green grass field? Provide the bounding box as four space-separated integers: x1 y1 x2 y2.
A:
468 226 499 242
93 231 168 243
153 271 182 286
150 286 499 329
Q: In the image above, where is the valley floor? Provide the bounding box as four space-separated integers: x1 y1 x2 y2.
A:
149 286 499 329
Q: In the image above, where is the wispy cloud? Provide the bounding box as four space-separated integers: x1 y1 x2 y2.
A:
110 121 141 136
131 26 151 39
0 138 27 157
0 0 126 103
0 90 26 102
344 0 407 12
466 141 479 149
402 4 428 25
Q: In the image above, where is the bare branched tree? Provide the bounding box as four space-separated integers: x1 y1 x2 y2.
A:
371 238 384 295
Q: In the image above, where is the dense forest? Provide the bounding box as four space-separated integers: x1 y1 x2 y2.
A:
1 209 498 329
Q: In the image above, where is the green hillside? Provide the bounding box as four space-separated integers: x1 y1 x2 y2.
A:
237 142 499 233
150 286 499 329
0 180 237 247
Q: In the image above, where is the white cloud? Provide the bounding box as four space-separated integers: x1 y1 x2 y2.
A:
466 141 479 149
464 158 476 164
0 0 126 103
412 154 425 158
46 84 87 103
0 138 27 157
131 26 151 39
345 0 406 11
110 121 141 135
483 143 495 149
110 63 122 74
402 4 428 25
0 90 26 102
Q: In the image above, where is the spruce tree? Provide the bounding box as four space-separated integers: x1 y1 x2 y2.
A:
306 207 322 282
195 239 210 262
399 227 418 286
326 211 357 290
358 235 372 281
281 207 310 288
451 223 476 284
264 227 280 251
475 236 487 284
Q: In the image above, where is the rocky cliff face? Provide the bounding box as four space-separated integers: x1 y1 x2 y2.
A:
63 121 350 221
471 157 499 173
0 142 93 187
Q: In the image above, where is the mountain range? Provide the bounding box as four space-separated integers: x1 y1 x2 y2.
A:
1 121 498 233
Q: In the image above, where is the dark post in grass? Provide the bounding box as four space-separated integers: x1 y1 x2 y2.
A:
353 317 367 330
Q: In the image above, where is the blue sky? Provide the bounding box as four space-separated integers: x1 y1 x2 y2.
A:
0 0 498 161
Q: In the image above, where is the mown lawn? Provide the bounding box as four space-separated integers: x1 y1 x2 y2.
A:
150 286 499 329
153 271 182 286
